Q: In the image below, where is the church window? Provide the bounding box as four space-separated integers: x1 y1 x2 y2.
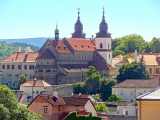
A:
100 43 103 48
108 43 109 49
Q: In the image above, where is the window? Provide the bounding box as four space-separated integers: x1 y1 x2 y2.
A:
108 43 110 49
46 69 51 72
18 65 21 69
47 62 49 64
156 68 159 74
7 65 10 69
29 65 34 70
12 65 14 69
100 43 103 48
36 91 39 94
126 111 128 115
6 83 8 86
41 62 43 64
2 65 5 69
149 68 152 74
13 83 15 86
38 69 43 72
24 65 27 70
44 108 48 113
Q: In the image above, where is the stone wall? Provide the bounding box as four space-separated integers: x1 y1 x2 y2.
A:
100 115 137 120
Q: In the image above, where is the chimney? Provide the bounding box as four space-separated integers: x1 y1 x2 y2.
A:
25 47 28 55
28 46 30 52
123 107 126 115
134 50 137 61
71 93 73 96
79 93 81 97
54 91 58 98
18 47 21 52
34 77 37 80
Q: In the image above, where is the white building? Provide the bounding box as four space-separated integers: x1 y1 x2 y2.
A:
0 47 39 88
112 76 160 102
117 104 136 116
20 78 51 102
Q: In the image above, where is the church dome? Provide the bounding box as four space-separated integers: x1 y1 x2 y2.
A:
99 18 108 32
74 18 83 33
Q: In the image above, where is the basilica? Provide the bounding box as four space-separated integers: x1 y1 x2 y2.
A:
34 8 114 85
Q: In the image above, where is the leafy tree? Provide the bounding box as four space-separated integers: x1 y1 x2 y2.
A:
63 112 101 120
95 103 108 112
117 62 149 81
0 104 10 120
74 82 87 94
99 77 117 101
91 94 101 102
149 37 160 52
112 38 121 51
18 75 27 87
108 94 125 102
86 66 101 94
0 85 42 120
112 50 125 58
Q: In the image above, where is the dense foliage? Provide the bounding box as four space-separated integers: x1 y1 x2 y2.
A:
99 77 117 101
18 75 27 88
74 82 87 94
95 103 108 112
0 85 42 120
86 66 101 93
91 94 101 102
108 94 125 102
63 112 101 120
0 41 39 58
117 62 149 81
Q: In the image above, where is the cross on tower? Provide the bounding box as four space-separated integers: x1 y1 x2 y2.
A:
56 22 58 29
102 6 105 18
77 7 80 19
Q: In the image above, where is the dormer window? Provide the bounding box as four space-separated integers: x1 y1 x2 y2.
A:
64 46 66 50
58 46 60 49
81 44 83 48
100 43 103 48
75 44 77 47
88 45 90 48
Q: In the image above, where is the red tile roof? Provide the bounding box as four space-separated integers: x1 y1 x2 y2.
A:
2 52 39 62
58 112 69 120
20 79 51 87
72 93 89 98
38 48 56 59
115 58 133 66
89 61 114 70
113 76 159 88
66 38 95 51
50 40 72 53
113 54 123 59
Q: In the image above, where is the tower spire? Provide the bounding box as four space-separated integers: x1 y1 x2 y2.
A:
102 6 105 20
71 8 86 38
55 22 59 41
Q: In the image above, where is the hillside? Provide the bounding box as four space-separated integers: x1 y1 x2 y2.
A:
0 41 40 58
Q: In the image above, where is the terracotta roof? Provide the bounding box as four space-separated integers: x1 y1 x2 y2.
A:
20 79 51 87
2 52 39 62
40 94 65 106
72 94 89 98
59 64 88 72
62 97 89 106
58 112 69 120
115 58 133 66
113 54 123 59
66 38 95 51
50 40 72 53
89 61 114 70
137 86 160 100
113 76 159 88
38 49 56 59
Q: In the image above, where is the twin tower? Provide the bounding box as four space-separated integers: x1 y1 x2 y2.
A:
55 7 112 66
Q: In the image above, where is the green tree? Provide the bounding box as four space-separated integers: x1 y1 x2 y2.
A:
63 112 101 120
112 50 125 58
95 103 108 112
150 37 160 52
74 82 87 94
112 38 121 51
108 94 125 102
99 77 117 101
86 66 101 94
117 62 149 81
0 85 42 120
0 104 10 120
91 94 101 102
18 75 27 87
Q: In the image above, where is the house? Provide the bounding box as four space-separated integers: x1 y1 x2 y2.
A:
112 54 123 68
136 86 160 120
28 92 97 120
13 91 27 103
115 52 160 78
72 93 96 104
112 75 160 102
0 47 39 88
20 78 51 102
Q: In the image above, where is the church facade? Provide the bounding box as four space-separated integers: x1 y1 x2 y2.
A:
34 8 115 85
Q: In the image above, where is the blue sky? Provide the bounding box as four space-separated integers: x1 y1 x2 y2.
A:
0 0 160 41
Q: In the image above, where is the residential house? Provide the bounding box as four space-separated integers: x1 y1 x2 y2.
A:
112 54 123 68
28 93 97 120
136 86 160 120
112 76 160 102
0 47 39 88
115 52 160 78
13 91 27 103
20 78 51 102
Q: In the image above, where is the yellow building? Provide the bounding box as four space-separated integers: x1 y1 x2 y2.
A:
115 53 160 78
136 85 160 120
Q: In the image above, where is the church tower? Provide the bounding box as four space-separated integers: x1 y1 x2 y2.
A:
72 8 86 38
55 23 59 41
95 7 112 65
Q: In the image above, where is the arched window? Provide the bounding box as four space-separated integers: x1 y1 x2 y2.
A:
108 43 109 49
100 43 103 48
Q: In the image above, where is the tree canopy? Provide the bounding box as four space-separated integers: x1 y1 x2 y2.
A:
18 75 27 87
0 85 42 120
74 82 87 94
95 103 108 112
117 62 149 81
108 94 125 102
